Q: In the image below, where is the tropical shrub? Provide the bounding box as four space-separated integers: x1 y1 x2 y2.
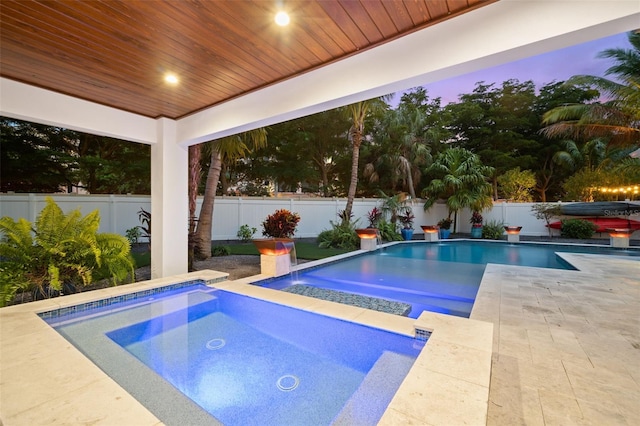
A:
376 220 403 242
437 218 452 230
398 208 415 229
482 220 505 240
379 191 411 226
366 207 382 228
211 245 231 256
0 197 134 306
137 207 151 243
236 224 257 242
262 209 300 238
470 211 483 226
317 220 359 250
560 219 597 239
338 209 353 224
125 226 141 244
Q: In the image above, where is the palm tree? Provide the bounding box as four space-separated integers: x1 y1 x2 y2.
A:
342 97 390 224
541 32 640 147
421 147 494 231
193 129 267 258
365 108 432 198
552 138 607 172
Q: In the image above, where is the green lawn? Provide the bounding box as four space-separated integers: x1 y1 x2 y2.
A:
132 242 351 269
131 251 151 268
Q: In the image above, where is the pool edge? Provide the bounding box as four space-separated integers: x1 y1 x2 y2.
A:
0 269 494 426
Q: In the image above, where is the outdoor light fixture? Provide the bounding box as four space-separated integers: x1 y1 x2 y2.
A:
275 11 290 26
504 226 522 242
606 228 633 248
355 229 378 239
164 73 178 85
421 225 438 233
598 185 640 197
420 225 439 242
355 228 378 250
504 226 523 235
252 238 294 256
252 238 295 277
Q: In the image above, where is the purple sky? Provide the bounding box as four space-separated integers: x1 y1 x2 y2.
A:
402 31 632 105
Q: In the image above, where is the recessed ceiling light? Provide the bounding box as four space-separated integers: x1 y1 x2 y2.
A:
164 73 179 85
275 11 290 26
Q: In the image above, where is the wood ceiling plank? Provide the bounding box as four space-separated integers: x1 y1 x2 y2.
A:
425 0 451 19
381 2 417 32
290 1 356 54
403 0 432 26
338 0 384 44
0 0 488 119
362 1 402 37
314 1 370 48
448 0 474 14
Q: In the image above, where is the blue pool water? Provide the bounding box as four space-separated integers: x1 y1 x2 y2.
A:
49 284 422 426
258 240 640 319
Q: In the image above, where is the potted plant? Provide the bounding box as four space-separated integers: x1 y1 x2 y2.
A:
366 207 382 229
254 209 300 254
437 218 452 239
470 211 483 238
398 208 415 240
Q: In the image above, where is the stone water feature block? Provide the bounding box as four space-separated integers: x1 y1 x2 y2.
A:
421 225 439 242
260 254 291 277
360 238 377 251
504 226 522 243
607 228 632 248
424 232 439 242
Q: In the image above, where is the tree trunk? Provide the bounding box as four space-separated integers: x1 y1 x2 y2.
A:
320 162 329 197
220 163 229 195
196 150 222 258
343 136 361 224
404 159 416 199
188 145 201 234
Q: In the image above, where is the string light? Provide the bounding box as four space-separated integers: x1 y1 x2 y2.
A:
596 184 640 200
598 185 639 194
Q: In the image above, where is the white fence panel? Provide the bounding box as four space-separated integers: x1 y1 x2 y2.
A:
2 194 637 241
0 194 150 235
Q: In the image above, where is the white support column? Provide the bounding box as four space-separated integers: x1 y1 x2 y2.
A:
151 118 188 279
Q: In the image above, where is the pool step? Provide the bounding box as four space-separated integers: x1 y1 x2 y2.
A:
332 351 415 426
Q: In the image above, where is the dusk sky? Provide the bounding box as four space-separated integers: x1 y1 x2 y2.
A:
404 31 632 105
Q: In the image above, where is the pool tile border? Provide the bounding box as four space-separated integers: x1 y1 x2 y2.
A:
37 278 218 321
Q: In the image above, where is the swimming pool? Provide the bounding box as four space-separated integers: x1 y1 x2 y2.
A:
257 240 640 319
46 283 423 426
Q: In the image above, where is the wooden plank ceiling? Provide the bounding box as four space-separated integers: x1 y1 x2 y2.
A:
0 0 493 119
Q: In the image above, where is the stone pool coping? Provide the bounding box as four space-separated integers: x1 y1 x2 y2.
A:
0 266 493 425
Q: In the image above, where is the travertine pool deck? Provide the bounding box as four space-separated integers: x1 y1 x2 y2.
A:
473 253 640 425
1 248 638 425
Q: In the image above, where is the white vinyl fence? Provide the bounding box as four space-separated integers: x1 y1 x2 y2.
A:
1 193 636 241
